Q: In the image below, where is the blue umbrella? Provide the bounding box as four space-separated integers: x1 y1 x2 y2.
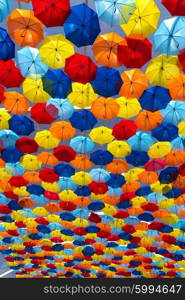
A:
1 146 23 163
58 177 77 191
5 162 25 175
16 47 48 79
0 194 9 205
107 174 125 188
70 136 94 153
75 185 91 196
171 136 185 150
128 131 156 152
164 187 182 198
139 86 171 111
88 201 105 211
26 184 45 196
0 0 9 22
9 115 34 136
89 168 111 182
42 69 72 98
90 150 113 165
159 167 179 184
161 101 185 125
47 98 74 120
70 109 97 131
154 17 185 55
136 186 152 196
126 150 149 167
0 27 14 60
152 122 178 142
64 4 100 47
73 208 89 218
54 163 75 177
107 187 122 197
91 67 123 97
0 130 18 147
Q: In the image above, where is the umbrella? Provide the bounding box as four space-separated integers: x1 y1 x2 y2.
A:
89 127 113 145
126 151 149 167
72 172 91 185
9 115 34 136
54 163 75 177
31 103 58 124
23 171 41 184
3 92 29 115
90 168 111 183
107 141 131 157
0 130 18 147
32 0 70 27
0 27 14 60
144 159 166 171
90 150 113 165
0 60 24 88
64 3 100 47
47 98 74 120
146 54 180 87
162 0 185 17
89 182 108 195
70 136 94 153
128 131 156 152
58 177 77 191
49 121 75 141
171 136 185 150
154 17 185 55
121 0 160 36
37 152 58 166
2 147 23 163
54 145 76 162
71 154 93 170
168 74 185 101
42 69 72 99
139 86 171 111
152 122 178 142
92 32 123 68
148 142 171 158
9 175 28 187
15 138 38 154
39 168 59 183
22 78 50 103
159 167 178 184
94 0 136 27
165 150 185 166
116 97 141 119
0 109 11 130
112 120 137 140
68 82 97 109
91 67 122 97
0 0 9 22
118 35 152 68
35 130 59 149
69 110 97 131
138 171 158 184
135 110 163 131
39 35 74 69
7 9 43 47
91 97 120 120
119 69 148 99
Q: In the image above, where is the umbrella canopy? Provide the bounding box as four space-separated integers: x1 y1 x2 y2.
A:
68 82 97 109
0 130 18 147
135 110 163 131
64 3 100 47
3 91 29 115
152 122 178 142
35 130 59 149
139 86 171 111
69 110 97 131
71 154 93 170
39 168 59 183
54 163 75 177
161 101 185 125
2 146 23 163
37 152 58 166
7 9 43 47
89 127 113 145
112 120 137 140
148 142 171 158
144 159 166 171
22 78 50 103
162 0 185 16
0 109 11 130
31 103 58 124
116 97 141 119
91 97 120 120
168 74 185 101
90 168 111 182
128 131 156 152
31 0 70 27
47 98 74 120
90 150 113 165
0 59 24 88
126 150 149 167
15 138 38 154
49 121 75 141
54 145 76 162
9 115 34 136
70 136 94 154
64 53 97 84
0 27 14 60
0 0 9 22
107 141 131 157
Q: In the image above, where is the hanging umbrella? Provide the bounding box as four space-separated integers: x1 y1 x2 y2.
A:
72 172 91 186
22 78 50 103
168 74 185 101
146 54 180 87
0 130 18 147
7 9 44 47
9 175 28 188
171 136 185 150
0 60 24 88
37 152 58 166
128 131 156 152
90 168 111 183
71 154 93 170
16 47 48 79
92 32 123 68
69 110 97 131
116 97 141 119
15 138 38 154
54 145 76 162
162 0 185 17
64 3 100 47
58 177 77 191
9 115 34 136
112 120 137 140
3 92 29 115
0 0 9 22
118 35 152 68
121 0 160 36
39 168 59 183
178 121 185 136
31 103 58 124
148 142 171 158
54 163 75 177
0 109 11 130
0 27 14 61
39 35 74 69
49 121 75 141
138 171 158 184
165 150 185 166
135 110 163 131
107 141 131 158
47 98 74 121
2 147 23 163
126 151 149 167
90 150 113 165
152 122 178 142
23 171 41 184
89 182 108 195
89 127 113 145
70 136 94 153
144 159 166 171
31 0 70 27
91 97 120 120
68 82 97 109
159 167 178 184
35 130 59 149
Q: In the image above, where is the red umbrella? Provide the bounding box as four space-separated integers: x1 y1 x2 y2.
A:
35 217 49 225
112 120 137 140
44 191 59 200
144 159 166 171
118 35 152 68
31 0 70 27
59 201 77 211
162 0 185 16
39 168 59 183
4 191 18 200
64 53 97 84
9 176 28 187
15 137 38 154
73 227 86 236
88 212 101 223
179 163 185 176
88 181 108 194
31 103 58 124
0 205 12 214
0 85 5 103
0 60 24 88
54 145 76 162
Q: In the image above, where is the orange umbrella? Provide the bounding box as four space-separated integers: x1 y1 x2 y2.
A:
18 197 35 208
139 171 158 184
168 74 185 101
7 9 44 47
73 196 90 206
71 154 93 170
135 110 163 131
153 209 171 219
97 223 111 232
106 159 128 174
102 196 119 205
23 171 41 184
178 209 185 218
173 174 185 189
0 179 14 192
3 92 29 114
60 221 75 229
45 203 61 213
49 121 76 141
165 150 185 166
135 222 148 231
174 194 185 205
119 69 148 99
37 152 58 166
92 32 123 68
0 159 5 168
128 207 144 215
122 181 141 193
91 97 120 120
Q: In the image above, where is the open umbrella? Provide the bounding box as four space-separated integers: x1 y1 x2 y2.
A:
39 168 59 183
31 103 58 124
54 145 76 162
148 142 171 158
162 0 185 16
0 27 14 60
64 3 100 47
31 0 70 27
49 121 75 141
162 101 185 126
135 110 163 131
139 86 171 111
69 110 97 131
0 0 9 22
0 109 11 130
126 150 149 167
152 122 178 142
68 82 97 109
15 138 38 154
90 168 110 182
71 154 93 170
89 127 113 145
9 115 34 136
35 130 59 149
3 92 29 115
2 147 23 163
116 97 141 119
0 60 24 88
70 136 94 153
144 159 166 171
91 97 120 120
90 150 113 165
112 120 137 140
37 152 58 166
168 74 185 101
7 9 43 47
106 159 128 174
128 131 156 152
0 130 18 147
107 141 131 158
22 78 50 103
47 98 74 120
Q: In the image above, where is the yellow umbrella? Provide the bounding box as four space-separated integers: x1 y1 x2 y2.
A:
178 121 185 136
121 0 160 37
13 186 30 196
41 182 60 192
59 190 77 201
131 196 147 207
116 96 141 119
0 109 11 130
0 169 12 180
150 181 172 194
35 130 59 149
39 34 74 69
107 141 131 158
71 172 91 185
21 154 42 170
72 219 88 227
102 204 117 216
68 82 97 109
32 207 48 217
22 78 50 103
124 168 144 181
148 142 171 158
89 126 113 145
146 55 180 87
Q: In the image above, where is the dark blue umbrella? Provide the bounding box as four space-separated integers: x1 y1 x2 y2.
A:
88 201 105 211
152 122 178 142
60 212 75 221
107 174 125 188
82 245 95 256
90 150 113 165
138 212 154 222
126 150 149 167
136 186 152 196
69 109 97 131
2 146 23 162
42 69 72 98
9 115 34 136
64 3 100 47
139 86 171 111
75 186 91 196
159 167 179 184
26 184 45 196
91 67 123 97
164 187 182 198
54 163 75 177
8 200 22 211
0 27 15 60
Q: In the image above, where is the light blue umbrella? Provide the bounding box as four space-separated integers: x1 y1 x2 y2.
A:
124 216 140 225
171 136 185 150
127 131 156 152
5 162 25 175
73 208 89 219
146 192 166 202
58 177 77 191
90 168 111 182
0 194 9 205
107 187 122 197
16 47 48 79
0 130 18 147
48 223 63 231
101 215 114 224
0 0 9 22
154 17 185 55
48 98 74 120
70 136 94 153
161 101 185 125
94 0 136 26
